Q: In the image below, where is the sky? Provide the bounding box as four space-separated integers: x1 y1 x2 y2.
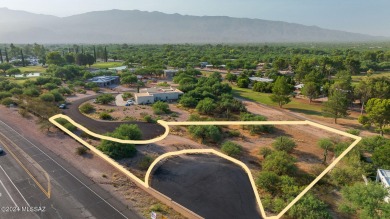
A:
1 0 390 36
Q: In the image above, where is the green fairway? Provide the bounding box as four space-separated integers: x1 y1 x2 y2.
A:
18 65 46 73
352 71 390 84
91 62 124 69
232 86 323 116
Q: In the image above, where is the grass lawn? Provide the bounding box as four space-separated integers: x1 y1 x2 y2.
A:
18 66 46 73
91 62 124 69
11 77 37 85
351 71 390 84
232 86 323 116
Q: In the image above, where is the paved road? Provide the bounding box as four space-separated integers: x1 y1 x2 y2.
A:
0 120 143 219
64 95 165 140
151 154 262 219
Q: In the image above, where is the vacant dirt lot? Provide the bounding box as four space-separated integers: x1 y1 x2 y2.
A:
151 154 261 219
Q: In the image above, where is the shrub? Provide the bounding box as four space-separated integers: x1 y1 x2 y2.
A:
23 88 40 97
40 93 55 102
259 147 273 158
152 101 170 114
97 141 137 159
227 130 241 137
144 115 156 123
9 88 23 95
92 87 100 93
1 97 15 106
240 113 274 134
96 94 115 104
138 155 154 170
334 142 350 157
43 83 58 90
256 171 280 195
221 141 242 157
79 103 95 114
0 91 12 100
272 136 296 153
50 90 64 102
157 82 170 87
188 125 222 143
112 124 142 140
99 112 113 120
76 146 88 155
122 92 133 100
262 151 297 175
346 128 361 136
63 123 77 132
55 118 69 126
18 108 30 118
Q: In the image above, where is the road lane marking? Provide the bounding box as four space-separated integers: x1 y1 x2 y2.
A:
0 120 128 219
49 114 362 219
0 137 50 199
0 180 18 207
0 165 30 207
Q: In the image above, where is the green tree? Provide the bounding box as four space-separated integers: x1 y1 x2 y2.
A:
301 82 319 103
96 94 115 104
340 182 390 219
372 143 390 169
358 98 390 136
322 90 349 124
46 51 65 66
262 151 296 175
0 63 12 74
256 171 280 195
152 101 170 114
272 136 296 153
288 193 332 219
64 53 75 64
6 68 21 77
225 72 237 83
196 98 216 115
237 78 250 88
270 76 292 108
317 138 334 164
121 74 138 86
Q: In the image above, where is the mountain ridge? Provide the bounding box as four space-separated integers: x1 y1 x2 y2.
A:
0 8 385 44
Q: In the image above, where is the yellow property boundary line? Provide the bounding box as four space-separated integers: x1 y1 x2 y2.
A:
49 114 361 219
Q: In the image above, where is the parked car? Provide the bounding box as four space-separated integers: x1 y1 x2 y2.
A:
0 146 4 154
59 104 67 109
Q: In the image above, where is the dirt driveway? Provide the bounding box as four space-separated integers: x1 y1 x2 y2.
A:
63 94 165 140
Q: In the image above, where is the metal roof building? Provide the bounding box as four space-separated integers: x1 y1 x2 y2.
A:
87 76 120 87
376 169 390 203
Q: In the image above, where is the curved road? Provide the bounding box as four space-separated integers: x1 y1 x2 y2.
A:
64 94 165 140
151 154 262 219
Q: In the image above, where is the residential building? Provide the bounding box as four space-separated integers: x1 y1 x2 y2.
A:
86 76 120 87
164 70 179 80
134 87 183 105
376 169 390 203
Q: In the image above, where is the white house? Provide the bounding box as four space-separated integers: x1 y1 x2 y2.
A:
376 169 390 203
134 87 183 105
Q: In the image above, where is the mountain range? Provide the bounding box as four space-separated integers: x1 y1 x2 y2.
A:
0 7 385 44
